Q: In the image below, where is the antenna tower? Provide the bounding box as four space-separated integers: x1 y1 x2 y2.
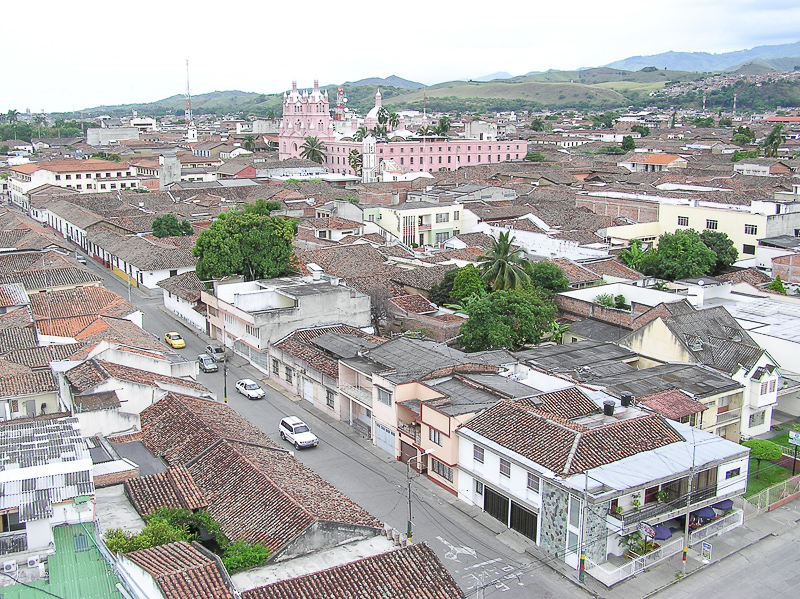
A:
185 60 193 125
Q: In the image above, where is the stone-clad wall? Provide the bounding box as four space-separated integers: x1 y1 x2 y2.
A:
584 502 611 563
540 481 568 558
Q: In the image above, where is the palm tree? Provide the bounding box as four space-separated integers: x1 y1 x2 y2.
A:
348 149 363 175
417 125 434 136
242 134 255 151
300 136 327 164
549 321 570 344
619 239 647 270
477 231 531 291
376 107 389 126
33 115 45 138
762 123 786 158
6 110 19 124
353 126 368 142
388 112 400 130
370 124 388 139
435 116 451 136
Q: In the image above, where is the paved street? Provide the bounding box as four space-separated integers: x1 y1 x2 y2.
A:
89 259 800 599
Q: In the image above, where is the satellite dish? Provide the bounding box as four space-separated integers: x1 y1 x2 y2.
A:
698 280 705 286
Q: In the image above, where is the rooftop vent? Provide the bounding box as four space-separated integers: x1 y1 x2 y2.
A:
620 392 633 407
603 400 615 417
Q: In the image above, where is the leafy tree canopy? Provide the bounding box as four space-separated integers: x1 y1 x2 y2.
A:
527 261 570 293
640 229 716 281
244 199 282 216
631 124 650 137
90 151 121 162
693 116 715 128
429 267 459 306
152 214 193 238
459 289 557 352
192 210 297 281
699 230 738 275
451 264 485 302
742 438 782 479
621 135 636 151
478 231 531 291
524 151 547 162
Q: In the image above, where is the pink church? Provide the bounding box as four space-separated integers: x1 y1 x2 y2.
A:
278 81 527 178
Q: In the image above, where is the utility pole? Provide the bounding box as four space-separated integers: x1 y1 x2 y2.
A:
406 449 434 542
579 472 588 583
222 311 227 403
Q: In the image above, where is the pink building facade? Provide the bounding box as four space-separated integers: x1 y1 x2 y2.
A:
279 81 528 177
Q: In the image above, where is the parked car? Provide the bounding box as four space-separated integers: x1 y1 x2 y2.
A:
197 353 218 373
235 378 265 400
206 344 226 362
279 416 318 449
164 332 186 349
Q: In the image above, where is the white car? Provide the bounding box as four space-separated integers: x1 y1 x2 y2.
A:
279 416 319 449
235 378 265 400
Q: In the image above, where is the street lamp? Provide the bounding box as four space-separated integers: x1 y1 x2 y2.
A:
407 448 434 543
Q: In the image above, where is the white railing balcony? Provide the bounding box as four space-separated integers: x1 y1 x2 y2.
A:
339 384 372 406
0 531 27 556
586 536 684 587
715 408 741 425
689 509 743 545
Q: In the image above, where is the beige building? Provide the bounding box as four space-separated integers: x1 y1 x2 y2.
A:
603 199 800 262
370 201 479 248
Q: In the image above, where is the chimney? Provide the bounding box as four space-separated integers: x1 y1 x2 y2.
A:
603 400 615 417
620 392 633 407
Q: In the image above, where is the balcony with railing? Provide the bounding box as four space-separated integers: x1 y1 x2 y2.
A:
398 421 421 445
0 531 27 556
339 384 372 406
715 407 741 426
609 486 719 531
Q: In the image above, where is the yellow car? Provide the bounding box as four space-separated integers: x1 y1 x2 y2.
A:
164 332 186 349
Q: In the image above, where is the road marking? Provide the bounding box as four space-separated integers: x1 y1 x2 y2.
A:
436 536 477 561
464 558 502 570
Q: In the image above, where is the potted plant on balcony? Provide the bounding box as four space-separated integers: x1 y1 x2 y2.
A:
624 532 658 559
632 494 641 511
657 490 669 502
612 505 624 515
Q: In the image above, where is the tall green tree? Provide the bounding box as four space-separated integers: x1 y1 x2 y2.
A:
767 275 787 294
732 126 756 146
621 135 636 151
477 231 531 291
348 149 363 175
530 117 544 132
388 112 400 130
429 267 459 306
242 135 255 151
376 106 389 126
244 199 281 216
300 136 327 163
459 289 556 352
631 124 650 137
619 239 649 272
590 111 619 129
762 123 786 158
353 126 368 142
192 210 297 281
152 214 193 238
450 264 485 302
527 261 570 293
699 230 738 274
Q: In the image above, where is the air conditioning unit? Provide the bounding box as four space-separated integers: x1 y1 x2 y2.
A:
3 560 17 573
27 556 40 568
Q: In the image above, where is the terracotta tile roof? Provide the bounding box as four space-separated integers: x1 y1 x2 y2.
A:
0 283 29 308
65 359 209 395
527 387 600 420
578 257 643 280
157 271 206 303
125 465 208 515
549 258 601 285
299 216 363 230
141 392 280 466
0 317 38 353
626 154 684 165
73 390 120 412
125 541 234 599
717 268 772 286
388 264 456 292
3 343 85 369
423 248 484 264
69 317 165 356
461 400 682 477
0 370 57 398
449 232 495 250
187 440 381 550
86 226 197 271
637 389 708 420
0 268 103 292
29 287 138 320
12 158 130 174
242 543 464 599
389 294 437 314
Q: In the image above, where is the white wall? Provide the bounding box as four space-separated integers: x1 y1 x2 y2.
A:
472 222 608 260
163 291 206 332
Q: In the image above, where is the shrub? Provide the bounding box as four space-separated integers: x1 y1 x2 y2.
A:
222 540 271 572
594 293 614 307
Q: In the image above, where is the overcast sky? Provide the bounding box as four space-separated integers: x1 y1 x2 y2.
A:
5 0 799 113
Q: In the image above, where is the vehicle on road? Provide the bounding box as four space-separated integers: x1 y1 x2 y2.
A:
164 332 185 349
279 416 319 449
197 354 218 373
235 378 265 400
206 344 226 362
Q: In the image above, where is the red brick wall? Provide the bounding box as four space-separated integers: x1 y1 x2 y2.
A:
556 295 635 328
94 467 139 488
236 165 257 178
576 196 659 223
773 253 800 284
632 303 673 330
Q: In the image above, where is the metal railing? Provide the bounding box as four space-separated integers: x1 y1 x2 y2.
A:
736 474 800 520
715 409 741 425
689 509 743 545
586 536 684 587
610 487 718 528
0 531 27 556
398 421 421 444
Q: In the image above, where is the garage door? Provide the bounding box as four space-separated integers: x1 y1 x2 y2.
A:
374 422 396 455
303 379 314 403
484 486 509 526
400 440 416 465
510 501 538 541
